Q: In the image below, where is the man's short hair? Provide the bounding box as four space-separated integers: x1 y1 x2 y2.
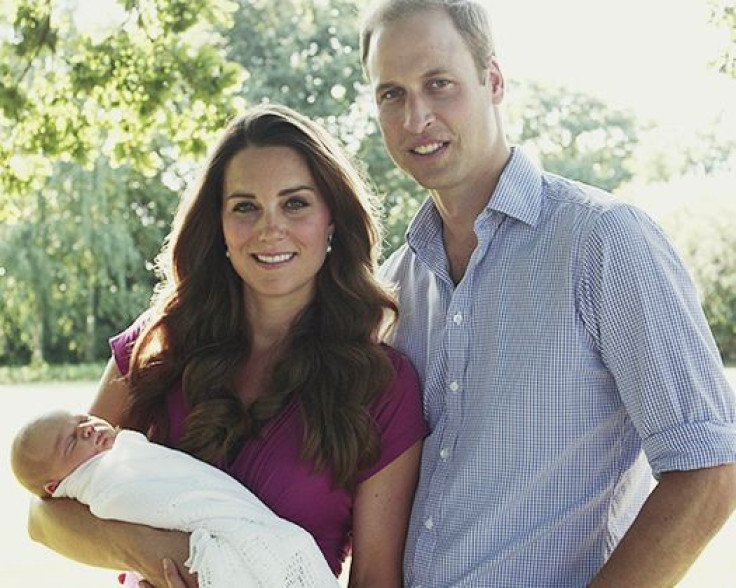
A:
360 0 495 80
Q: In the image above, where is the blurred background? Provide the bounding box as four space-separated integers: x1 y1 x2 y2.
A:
1 0 735 369
1 0 735 585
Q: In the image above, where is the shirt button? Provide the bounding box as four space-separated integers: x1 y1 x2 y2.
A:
453 312 463 325
424 517 434 530
449 381 459 393
440 448 450 460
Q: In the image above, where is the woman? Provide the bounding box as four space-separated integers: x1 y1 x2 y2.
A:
28 105 427 587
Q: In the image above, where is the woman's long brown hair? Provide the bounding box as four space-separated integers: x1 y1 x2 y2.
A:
122 105 398 488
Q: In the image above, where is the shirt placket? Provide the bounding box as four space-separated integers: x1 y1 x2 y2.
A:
410 214 499 587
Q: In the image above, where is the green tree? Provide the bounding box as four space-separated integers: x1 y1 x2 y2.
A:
0 160 177 364
506 81 639 192
226 0 361 117
631 116 736 184
0 0 243 184
0 0 243 364
710 0 736 78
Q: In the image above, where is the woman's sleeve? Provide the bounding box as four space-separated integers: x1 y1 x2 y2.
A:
357 349 429 483
109 314 148 377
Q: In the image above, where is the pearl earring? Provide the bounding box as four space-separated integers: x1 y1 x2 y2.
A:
326 234 333 254
225 250 231 258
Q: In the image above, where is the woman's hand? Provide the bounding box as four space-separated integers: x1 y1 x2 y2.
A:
28 496 194 587
137 558 196 588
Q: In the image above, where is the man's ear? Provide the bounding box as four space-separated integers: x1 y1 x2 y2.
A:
486 56 505 105
43 480 60 495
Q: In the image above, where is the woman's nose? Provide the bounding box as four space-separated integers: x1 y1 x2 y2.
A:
258 212 286 241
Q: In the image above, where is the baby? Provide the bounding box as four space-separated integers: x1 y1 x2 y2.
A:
11 411 118 497
11 410 337 588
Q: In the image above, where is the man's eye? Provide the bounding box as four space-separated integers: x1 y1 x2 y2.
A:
429 79 451 90
380 88 403 102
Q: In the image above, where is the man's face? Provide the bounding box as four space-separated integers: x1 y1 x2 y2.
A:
366 9 505 196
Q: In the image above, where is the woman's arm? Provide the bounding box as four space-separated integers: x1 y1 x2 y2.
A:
88 355 135 423
27 357 196 587
29 495 194 586
348 440 422 588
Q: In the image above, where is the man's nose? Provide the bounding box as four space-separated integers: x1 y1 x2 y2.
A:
404 95 435 133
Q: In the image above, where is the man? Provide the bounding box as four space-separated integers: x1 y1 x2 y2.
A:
360 1 736 586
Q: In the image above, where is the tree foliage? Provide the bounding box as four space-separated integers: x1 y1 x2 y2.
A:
1 0 730 365
506 81 639 192
0 160 176 363
0 0 242 364
710 0 736 78
226 0 361 116
630 116 736 184
0 0 243 195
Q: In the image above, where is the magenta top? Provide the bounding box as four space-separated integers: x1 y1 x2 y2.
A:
110 321 428 575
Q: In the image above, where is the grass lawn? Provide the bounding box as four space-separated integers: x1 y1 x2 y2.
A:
0 362 106 384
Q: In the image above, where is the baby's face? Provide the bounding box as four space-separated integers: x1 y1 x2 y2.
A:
36 413 118 485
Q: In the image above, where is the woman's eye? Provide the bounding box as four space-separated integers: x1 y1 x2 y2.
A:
233 201 257 213
285 198 309 210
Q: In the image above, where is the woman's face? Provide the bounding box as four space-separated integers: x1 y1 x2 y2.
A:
222 145 334 314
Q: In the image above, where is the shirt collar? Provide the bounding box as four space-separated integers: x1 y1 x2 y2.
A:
484 147 543 228
406 147 543 251
406 195 442 253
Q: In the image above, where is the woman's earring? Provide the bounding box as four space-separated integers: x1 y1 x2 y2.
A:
225 249 231 258
326 234 333 254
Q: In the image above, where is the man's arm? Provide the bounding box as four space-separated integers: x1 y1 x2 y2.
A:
29 495 196 587
590 463 736 587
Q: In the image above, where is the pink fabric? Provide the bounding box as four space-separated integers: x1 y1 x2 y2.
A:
119 571 141 586
110 320 427 575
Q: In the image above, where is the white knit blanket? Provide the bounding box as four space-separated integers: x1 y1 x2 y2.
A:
54 430 337 587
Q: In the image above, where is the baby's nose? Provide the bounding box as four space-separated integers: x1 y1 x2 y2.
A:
77 422 94 438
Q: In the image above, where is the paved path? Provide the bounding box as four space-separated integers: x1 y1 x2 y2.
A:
2 377 735 586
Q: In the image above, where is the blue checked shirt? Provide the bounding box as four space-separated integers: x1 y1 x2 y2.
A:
380 148 736 587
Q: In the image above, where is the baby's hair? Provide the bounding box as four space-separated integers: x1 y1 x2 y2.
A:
10 416 54 497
